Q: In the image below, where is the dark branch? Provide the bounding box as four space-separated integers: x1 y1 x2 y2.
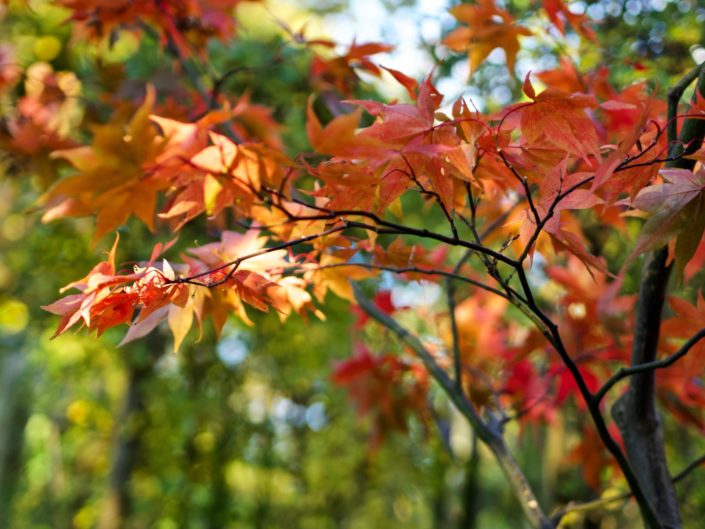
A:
668 63 705 147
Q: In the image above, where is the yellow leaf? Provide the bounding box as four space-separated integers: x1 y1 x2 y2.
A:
168 292 194 353
204 173 223 215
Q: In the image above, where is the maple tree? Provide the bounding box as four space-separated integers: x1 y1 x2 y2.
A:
4 0 705 527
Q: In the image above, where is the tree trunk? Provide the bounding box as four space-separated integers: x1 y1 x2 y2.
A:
612 247 679 529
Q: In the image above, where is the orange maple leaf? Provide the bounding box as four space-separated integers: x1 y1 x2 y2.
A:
521 74 600 162
44 87 166 243
310 41 393 96
444 0 531 76
542 0 596 41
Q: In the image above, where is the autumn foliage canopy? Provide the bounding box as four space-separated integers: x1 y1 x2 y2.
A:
4 0 705 527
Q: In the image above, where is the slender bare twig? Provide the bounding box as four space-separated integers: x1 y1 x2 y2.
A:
444 205 513 391
594 328 705 405
399 153 459 239
258 184 520 267
497 150 541 227
447 269 464 390
161 29 245 142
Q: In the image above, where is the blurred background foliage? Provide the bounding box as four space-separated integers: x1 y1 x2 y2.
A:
0 1 704 528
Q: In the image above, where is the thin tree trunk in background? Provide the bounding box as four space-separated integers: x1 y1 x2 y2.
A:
458 432 480 529
207 421 234 529
430 449 448 529
98 355 154 529
541 416 563 511
0 339 29 528
253 425 274 529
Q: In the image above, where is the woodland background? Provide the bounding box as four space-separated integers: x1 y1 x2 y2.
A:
1 1 705 528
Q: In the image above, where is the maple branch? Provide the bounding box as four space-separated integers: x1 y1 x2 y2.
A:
616 153 685 172
672 453 705 483
210 66 248 109
593 327 705 405
161 28 245 142
342 219 518 267
620 119 664 165
208 50 284 111
170 224 348 286
292 262 511 300
446 201 529 391
169 213 518 301
447 250 477 390
501 386 553 425
551 491 630 524
459 183 527 304
515 173 594 264
463 182 488 250
624 109 705 170
164 36 208 96
598 83 705 178
259 185 520 267
480 204 518 240
353 285 553 529
495 103 533 143
466 181 479 227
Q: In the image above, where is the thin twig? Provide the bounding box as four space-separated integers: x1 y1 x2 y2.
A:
259 184 520 267
169 224 347 286
594 328 705 405
498 150 541 226
161 30 244 142
400 153 459 239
